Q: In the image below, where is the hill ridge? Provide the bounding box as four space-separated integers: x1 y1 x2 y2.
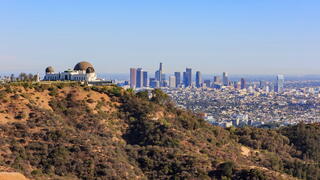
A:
0 83 317 179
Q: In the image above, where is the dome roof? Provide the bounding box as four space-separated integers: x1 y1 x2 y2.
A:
86 67 95 73
45 66 54 73
74 61 94 71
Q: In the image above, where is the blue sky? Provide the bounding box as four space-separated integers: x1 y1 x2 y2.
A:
1 0 320 75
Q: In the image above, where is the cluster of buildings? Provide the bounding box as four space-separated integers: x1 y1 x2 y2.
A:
128 63 297 128
130 63 195 89
129 63 285 94
130 63 207 89
164 80 320 128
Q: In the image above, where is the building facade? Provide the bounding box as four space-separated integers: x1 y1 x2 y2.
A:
222 72 229 86
184 68 192 87
196 71 202 88
169 76 176 88
143 71 148 87
241 78 246 89
43 61 98 82
174 72 181 88
136 68 143 88
130 68 137 89
275 74 284 93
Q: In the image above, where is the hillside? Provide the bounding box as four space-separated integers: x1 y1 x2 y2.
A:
0 83 317 179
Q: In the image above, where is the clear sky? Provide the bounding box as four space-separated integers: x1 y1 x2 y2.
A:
1 0 320 75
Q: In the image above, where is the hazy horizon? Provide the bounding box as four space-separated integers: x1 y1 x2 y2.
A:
1 1 320 74
3 72 320 82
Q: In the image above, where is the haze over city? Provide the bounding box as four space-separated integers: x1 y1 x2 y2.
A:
1 0 320 75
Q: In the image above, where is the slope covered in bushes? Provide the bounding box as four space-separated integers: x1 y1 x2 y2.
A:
0 83 315 179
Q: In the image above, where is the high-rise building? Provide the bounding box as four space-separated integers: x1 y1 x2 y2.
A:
204 80 211 88
184 68 192 87
214 76 221 84
155 70 160 81
240 78 246 89
149 78 159 88
234 81 240 89
174 72 181 88
196 71 202 88
161 73 166 82
155 63 163 86
143 71 148 87
259 80 266 89
265 85 270 93
162 80 168 87
275 75 284 93
136 68 143 88
169 76 176 88
222 72 229 86
213 76 221 89
183 72 186 87
130 68 137 89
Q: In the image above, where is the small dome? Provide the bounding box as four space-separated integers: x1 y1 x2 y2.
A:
86 67 95 73
74 61 94 71
45 66 54 73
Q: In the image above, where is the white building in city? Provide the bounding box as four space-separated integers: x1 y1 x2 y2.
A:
43 61 98 82
169 75 176 88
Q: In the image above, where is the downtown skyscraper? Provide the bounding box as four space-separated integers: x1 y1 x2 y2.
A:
240 78 246 89
136 68 143 88
275 75 284 93
130 68 137 89
184 68 192 87
155 63 163 86
169 75 176 88
130 68 148 89
222 72 229 86
214 76 221 84
196 71 202 88
143 71 148 87
174 72 181 88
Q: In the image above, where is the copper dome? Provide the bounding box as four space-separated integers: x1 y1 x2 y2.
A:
74 61 94 71
45 66 54 73
86 67 95 73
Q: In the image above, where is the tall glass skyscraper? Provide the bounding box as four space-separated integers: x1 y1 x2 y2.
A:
275 75 284 93
174 72 181 88
214 76 221 84
136 68 143 88
196 71 202 88
143 71 148 87
155 62 164 87
222 72 229 86
169 76 176 88
130 68 137 89
184 68 192 87
240 78 246 89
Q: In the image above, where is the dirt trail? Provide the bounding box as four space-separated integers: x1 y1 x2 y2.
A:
0 172 29 180
241 146 259 157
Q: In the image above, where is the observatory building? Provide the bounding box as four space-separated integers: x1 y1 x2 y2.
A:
43 61 98 82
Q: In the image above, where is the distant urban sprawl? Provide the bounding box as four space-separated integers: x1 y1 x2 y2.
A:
126 63 320 128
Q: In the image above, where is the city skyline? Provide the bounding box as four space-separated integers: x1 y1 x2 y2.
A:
1 1 320 74
128 62 285 92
